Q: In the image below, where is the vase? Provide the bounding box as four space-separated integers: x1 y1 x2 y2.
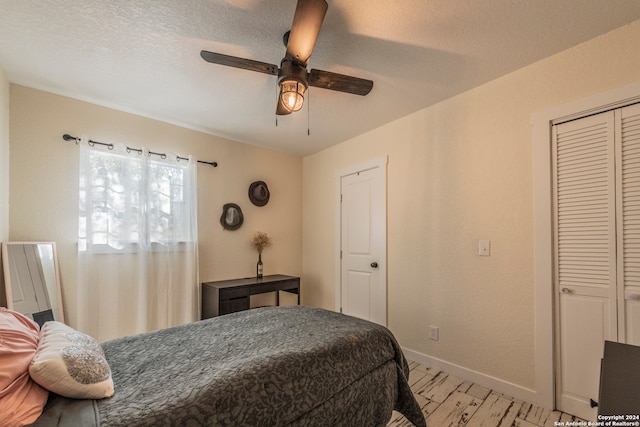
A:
256 253 263 279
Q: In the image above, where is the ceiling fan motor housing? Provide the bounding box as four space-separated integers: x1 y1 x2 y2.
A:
278 58 308 88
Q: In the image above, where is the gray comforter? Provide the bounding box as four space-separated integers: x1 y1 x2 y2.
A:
34 306 426 426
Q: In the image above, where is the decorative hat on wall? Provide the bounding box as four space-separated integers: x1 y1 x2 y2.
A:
220 203 244 230
248 181 270 207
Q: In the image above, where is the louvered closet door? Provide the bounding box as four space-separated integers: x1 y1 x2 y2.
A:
553 111 618 420
618 103 640 346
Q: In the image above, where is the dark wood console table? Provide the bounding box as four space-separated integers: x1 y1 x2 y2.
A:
201 274 300 319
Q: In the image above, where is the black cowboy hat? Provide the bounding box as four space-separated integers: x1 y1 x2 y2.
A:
248 181 270 207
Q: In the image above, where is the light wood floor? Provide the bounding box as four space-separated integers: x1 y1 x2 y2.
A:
388 360 588 427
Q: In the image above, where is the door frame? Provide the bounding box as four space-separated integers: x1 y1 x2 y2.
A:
334 156 388 320
532 80 640 409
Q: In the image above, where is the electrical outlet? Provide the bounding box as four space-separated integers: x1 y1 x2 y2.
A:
428 325 439 341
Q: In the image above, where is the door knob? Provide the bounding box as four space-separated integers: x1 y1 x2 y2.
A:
371 262 378 268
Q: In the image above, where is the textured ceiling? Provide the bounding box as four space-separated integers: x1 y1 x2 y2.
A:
1 1 640 156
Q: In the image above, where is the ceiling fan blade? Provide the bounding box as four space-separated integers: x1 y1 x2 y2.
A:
200 50 278 76
308 69 374 96
276 98 293 116
285 0 328 66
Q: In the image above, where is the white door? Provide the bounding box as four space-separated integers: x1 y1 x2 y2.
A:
339 160 386 326
625 288 640 345
616 103 640 346
553 112 618 419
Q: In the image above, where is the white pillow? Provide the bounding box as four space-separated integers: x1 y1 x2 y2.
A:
29 321 114 399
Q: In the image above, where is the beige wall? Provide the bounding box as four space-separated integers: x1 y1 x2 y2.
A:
9 85 302 329
0 67 9 242
302 19 640 392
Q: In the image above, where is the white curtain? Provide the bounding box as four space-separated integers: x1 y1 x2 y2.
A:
77 136 199 342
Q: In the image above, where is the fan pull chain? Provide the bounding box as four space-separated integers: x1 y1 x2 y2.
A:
307 89 310 136
275 84 279 127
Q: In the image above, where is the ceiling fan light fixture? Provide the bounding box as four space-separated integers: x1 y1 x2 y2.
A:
280 78 307 112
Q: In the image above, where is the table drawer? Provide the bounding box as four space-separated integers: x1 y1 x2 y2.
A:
256 280 298 294
219 297 250 315
219 286 250 300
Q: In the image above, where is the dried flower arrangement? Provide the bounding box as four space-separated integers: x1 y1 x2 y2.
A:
251 231 272 255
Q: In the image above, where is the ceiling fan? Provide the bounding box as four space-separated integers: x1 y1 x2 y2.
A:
200 0 373 115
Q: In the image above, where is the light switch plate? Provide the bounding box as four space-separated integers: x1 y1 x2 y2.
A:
428 325 439 341
478 240 491 256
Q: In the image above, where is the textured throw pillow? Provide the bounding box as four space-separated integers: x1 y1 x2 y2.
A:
0 307 49 427
29 321 114 399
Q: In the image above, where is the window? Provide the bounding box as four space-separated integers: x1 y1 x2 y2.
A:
79 144 195 252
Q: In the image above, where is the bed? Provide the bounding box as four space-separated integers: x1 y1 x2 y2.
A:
29 305 426 426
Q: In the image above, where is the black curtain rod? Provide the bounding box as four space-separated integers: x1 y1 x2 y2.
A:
62 134 218 168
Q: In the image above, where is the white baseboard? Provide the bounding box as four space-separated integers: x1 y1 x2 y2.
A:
402 347 549 409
